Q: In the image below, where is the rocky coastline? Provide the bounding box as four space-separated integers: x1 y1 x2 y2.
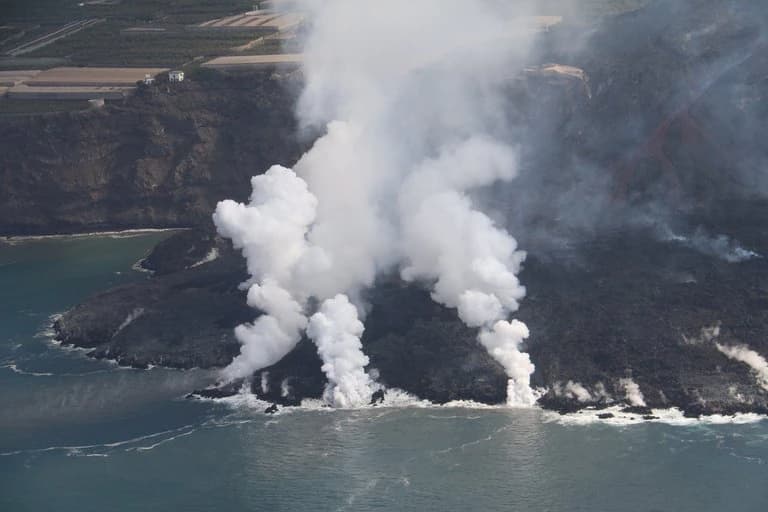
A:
52 221 768 418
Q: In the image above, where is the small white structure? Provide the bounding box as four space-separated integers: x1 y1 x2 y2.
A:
142 74 155 85
169 70 185 83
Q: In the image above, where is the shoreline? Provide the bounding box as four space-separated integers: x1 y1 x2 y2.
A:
30 308 768 426
0 227 187 243
201 388 768 426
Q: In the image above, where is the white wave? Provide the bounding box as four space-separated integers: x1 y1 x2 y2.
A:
34 313 63 340
131 258 154 274
298 398 332 410
0 425 197 457
189 248 220 268
440 400 507 410
128 429 197 452
544 405 767 427
203 387 768 425
197 383 272 410
209 386 512 415
0 356 130 377
48 342 91 355
0 363 55 377
378 388 432 408
0 228 183 244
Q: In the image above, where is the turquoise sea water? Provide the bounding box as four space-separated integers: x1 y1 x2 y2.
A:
1 234 768 512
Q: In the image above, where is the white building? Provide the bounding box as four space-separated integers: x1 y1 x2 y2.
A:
169 70 185 83
142 74 155 85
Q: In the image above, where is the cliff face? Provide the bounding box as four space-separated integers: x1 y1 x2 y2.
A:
0 71 304 235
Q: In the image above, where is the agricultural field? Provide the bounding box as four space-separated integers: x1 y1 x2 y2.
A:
0 0 654 69
0 57 67 70
1 0 263 68
0 97 93 115
24 21 257 67
2 0 258 25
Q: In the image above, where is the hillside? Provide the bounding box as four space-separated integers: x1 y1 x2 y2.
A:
0 70 303 234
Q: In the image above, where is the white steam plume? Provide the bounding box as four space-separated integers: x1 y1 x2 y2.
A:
659 226 761 263
213 167 316 381
553 380 593 402
398 138 534 406
307 295 374 407
716 343 768 391
478 321 536 405
215 0 542 406
619 378 647 407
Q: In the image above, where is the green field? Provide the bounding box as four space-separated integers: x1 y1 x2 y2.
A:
25 21 256 67
0 98 93 115
2 0 256 24
2 0 260 67
0 0 652 68
0 57 67 70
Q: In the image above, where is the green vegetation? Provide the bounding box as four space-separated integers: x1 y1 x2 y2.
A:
1 0 656 69
2 0 255 25
2 0 273 67
26 21 256 67
0 24 48 54
0 57 67 70
0 98 93 116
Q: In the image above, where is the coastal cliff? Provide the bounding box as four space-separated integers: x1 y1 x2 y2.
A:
0 70 304 235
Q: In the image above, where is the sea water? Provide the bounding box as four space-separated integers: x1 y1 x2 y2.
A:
1 234 767 512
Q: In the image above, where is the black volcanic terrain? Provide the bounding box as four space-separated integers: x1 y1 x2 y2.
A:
6 0 768 415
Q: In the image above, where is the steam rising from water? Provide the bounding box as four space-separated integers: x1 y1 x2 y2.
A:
215 0 540 406
213 167 316 381
307 295 375 408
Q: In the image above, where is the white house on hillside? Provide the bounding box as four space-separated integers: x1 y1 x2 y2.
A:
169 70 185 82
